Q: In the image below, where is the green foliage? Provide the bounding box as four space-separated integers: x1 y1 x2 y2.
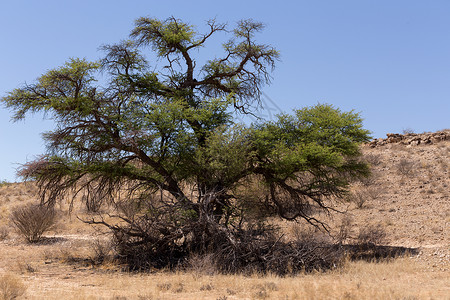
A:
3 58 99 121
252 104 370 177
131 17 195 56
192 124 252 187
2 16 371 273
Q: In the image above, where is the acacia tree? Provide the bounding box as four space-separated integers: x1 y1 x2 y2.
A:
2 17 370 273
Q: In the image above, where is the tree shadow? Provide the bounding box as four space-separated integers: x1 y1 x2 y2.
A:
341 244 419 262
35 236 68 245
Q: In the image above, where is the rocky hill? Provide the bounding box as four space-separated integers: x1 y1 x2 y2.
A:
368 129 450 147
335 130 449 271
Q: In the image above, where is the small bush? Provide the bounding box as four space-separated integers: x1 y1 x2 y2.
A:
253 288 269 299
82 194 104 213
185 253 217 276
363 153 382 166
349 190 367 209
172 283 184 293
199 283 214 291
356 224 386 246
365 186 382 200
349 186 383 209
0 226 9 241
10 203 57 243
90 239 114 265
0 274 26 300
17 262 36 274
226 289 236 295
402 128 415 135
261 282 278 291
359 169 382 187
396 159 416 177
156 283 171 291
335 215 353 244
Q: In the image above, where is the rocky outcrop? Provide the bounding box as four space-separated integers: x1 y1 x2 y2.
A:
367 130 450 147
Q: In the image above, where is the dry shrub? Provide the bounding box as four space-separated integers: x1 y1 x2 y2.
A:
16 262 37 274
0 274 26 300
226 288 236 295
366 186 382 200
358 170 380 186
185 253 217 276
10 203 57 243
396 158 416 177
348 190 367 209
437 157 448 171
363 153 382 166
211 228 342 275
156 283 171 291
258 282 278 291
349 186 382 209
83 193 105 213
90 239 115 265
199 283 214 291
402 128 415 135
252 283 278 299
0 226 9 241
356 223 386 246
111 217 344 275
335 215 353 244
253 288 269 299
172 283 184 293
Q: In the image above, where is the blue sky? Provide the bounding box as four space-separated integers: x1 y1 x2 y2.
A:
1 0 449 182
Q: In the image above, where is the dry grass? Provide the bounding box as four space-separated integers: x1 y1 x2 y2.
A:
0 274 26 300
1 258 444 299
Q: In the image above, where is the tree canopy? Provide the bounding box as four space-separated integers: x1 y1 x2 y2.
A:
2 16 371 273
